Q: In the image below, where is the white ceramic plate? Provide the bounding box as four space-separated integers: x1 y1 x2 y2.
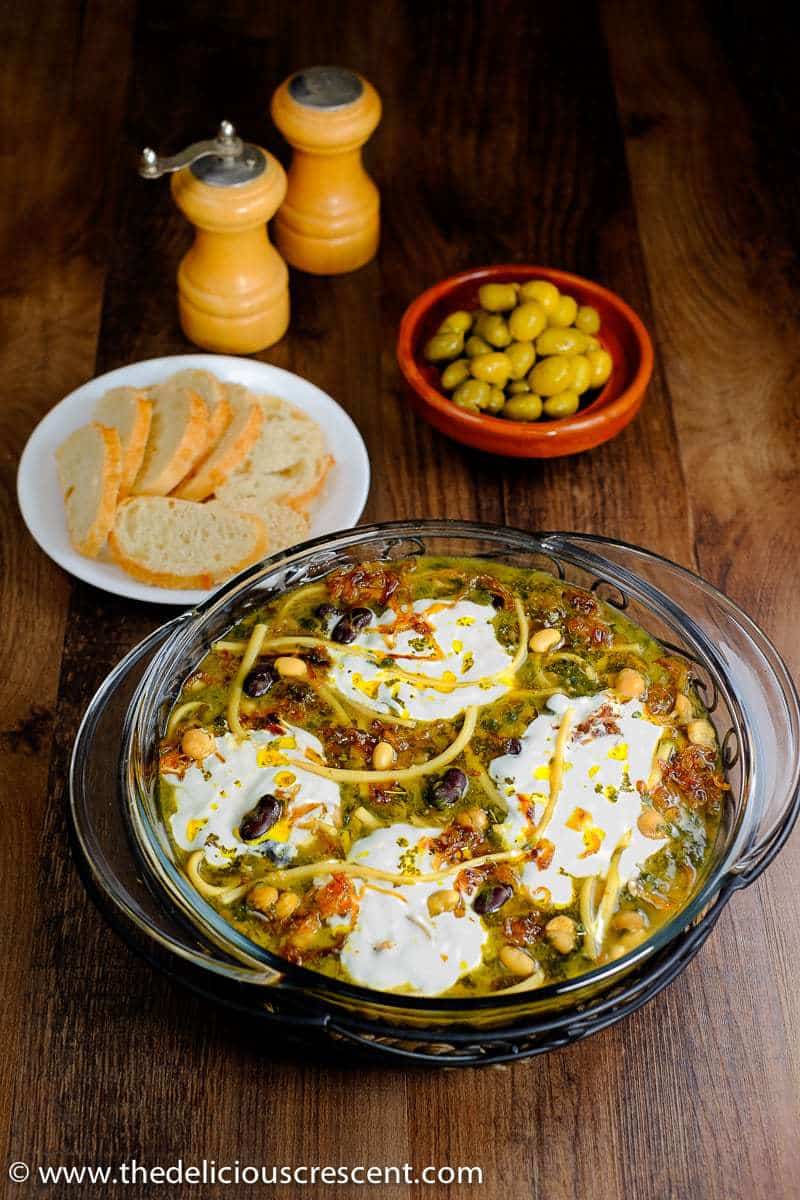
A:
17 354 370 606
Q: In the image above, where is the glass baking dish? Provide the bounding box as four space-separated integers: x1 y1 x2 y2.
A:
70 522 800 1066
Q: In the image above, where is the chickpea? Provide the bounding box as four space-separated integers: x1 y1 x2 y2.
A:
545 914 577 954
549 294 578 328
586 348 613 387
638 808 667 839
438 310 472 334
500 944 537 977
275 891 301 920
427 888 460 916
248 883 278 912
274 656 308 679
615 668 646 699
518 279 560 315
575 304 601 334
674 692 693 724
529 627 561 654
529 355 575 396
543 390 580 418
372 740 396 770
440 358 471 391
181 727 215 761
687 718 715 748
612 910 647 933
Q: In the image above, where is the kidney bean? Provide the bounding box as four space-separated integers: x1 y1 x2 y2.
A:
429 767 469 808
504 737 523 756
473 882 513 915
331 617 357 644
239 794 282 841
316 603 339 622
349 607 373 630
243 665 278 698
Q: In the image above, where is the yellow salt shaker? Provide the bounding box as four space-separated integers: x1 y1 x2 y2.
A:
139 121 289 353
271 67 381 275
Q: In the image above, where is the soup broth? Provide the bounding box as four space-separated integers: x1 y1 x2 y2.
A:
159 557 725 998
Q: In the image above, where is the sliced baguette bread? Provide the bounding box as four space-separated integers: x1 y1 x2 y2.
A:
94 387 153 498
130 382 209 496
261 501 310 552
172 399 263 502
168 369 231 447
56 422 122 557
216 451 333 514
109 497 268 589
225 384 327 474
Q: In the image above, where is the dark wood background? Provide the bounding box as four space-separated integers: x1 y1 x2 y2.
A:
2 1 798 1197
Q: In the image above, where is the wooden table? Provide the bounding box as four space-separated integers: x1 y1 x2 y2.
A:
3 2 798 1196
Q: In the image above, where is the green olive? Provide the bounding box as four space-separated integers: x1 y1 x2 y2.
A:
473 313 512 348
535 327 588 357
575 305 601 334
543 390 580 418
423 330 464 362
503 393 543 421
470 351 512 387
440 359 471 390
452 379 491 412
508 379 532 395
587 348 613 387
505 341 536 380
478 283 518 312
571 354 592 394
485 387 506 414
508 301 548 342
529 355 575 396
518 279 560 315
549 294 578 328
438 310 473 334
583 334 602 352
465 335 492 357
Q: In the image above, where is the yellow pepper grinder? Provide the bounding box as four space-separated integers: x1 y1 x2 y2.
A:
270 67 381 275
139 121 289 353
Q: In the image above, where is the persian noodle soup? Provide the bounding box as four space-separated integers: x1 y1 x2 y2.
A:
159 558 726 998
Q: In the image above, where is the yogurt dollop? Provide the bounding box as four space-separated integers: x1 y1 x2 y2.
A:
329 599 514 721
165 723 340 867
489 691 668 905
339 823 487 995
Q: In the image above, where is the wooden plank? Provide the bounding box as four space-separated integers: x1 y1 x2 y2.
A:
0 0 135 1174
602 2 800 1196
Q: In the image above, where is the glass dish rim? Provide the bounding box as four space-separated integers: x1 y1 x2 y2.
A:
97 519 800 1015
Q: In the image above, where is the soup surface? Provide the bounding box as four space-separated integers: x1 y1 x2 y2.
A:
159 557 726 997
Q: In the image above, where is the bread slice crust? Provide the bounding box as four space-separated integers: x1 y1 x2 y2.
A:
108 496 268 589
131 386 209 496
172 401 263 502
56 422 122 558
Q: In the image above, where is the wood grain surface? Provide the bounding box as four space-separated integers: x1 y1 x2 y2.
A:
2 1 797 1197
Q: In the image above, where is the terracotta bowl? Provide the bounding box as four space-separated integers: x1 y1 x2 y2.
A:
396 265 654 458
